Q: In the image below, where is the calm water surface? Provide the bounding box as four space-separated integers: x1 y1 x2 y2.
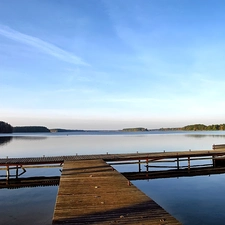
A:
1 131 225 225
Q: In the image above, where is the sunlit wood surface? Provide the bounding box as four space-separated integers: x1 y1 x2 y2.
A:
52 159 181 224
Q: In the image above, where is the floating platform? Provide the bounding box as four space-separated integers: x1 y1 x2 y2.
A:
52 159 181 224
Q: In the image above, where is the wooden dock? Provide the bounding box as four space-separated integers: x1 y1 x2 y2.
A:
2 147 225 224
52 159 181 224
1 148 225 182
1 148 225 166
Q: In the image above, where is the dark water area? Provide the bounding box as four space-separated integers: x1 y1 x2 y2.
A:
133 175 225 225
1 131 225 225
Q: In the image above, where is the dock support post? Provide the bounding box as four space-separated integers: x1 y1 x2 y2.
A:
188 157 190 172
138 160 141 172
21 165 26 173
16 165 19 179
146 159 149 172
6 166 9 179
177 157 180 170
6 166 10 184
212 156 216 167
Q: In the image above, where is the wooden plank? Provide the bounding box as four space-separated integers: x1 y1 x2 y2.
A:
52 160 181 224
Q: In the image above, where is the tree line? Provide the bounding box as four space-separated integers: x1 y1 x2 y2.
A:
122 127 148 132
0 121 50 133
0 121 13 133
2 120 225 133
182 124 225 131
160 123 225 131
13 126 50 133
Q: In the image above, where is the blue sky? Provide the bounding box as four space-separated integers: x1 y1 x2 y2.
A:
1 0 225 129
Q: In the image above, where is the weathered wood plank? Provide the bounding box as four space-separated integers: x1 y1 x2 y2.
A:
52 160 181 224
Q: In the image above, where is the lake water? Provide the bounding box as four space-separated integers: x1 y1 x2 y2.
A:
1 131 225 225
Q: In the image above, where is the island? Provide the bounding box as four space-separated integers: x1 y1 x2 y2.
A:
0 121 13 133
13 126 50 133
121 127 148 132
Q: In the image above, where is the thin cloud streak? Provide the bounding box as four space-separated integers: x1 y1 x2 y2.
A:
0 25 89 66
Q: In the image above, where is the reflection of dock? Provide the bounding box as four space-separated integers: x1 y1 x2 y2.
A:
1 147 225 180
2 166 225 189
122 166 225 180
52 160 181 225
0 176 60 189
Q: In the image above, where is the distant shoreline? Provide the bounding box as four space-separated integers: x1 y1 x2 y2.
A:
2 121 225 134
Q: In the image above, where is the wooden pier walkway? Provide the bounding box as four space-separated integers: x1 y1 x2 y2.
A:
1 148 225 166
52 159 181 225
2 148 225 183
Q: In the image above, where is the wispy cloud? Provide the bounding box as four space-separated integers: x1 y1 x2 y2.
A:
0 25 89 66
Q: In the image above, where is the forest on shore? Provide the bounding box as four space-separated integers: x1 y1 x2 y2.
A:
0 121 50 133
0 121 13 133
160 124 225 131
2 121 225 133
183 124 225 131
122 127 148 132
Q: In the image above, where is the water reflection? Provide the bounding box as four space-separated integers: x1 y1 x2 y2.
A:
13 136 47 140
0 176 60 189
0 137 12 146
122 166 225 180
0 136 47 148
185 134 225 139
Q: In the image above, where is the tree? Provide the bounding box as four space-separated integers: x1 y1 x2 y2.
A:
13 126 50 133
0 121 13 133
